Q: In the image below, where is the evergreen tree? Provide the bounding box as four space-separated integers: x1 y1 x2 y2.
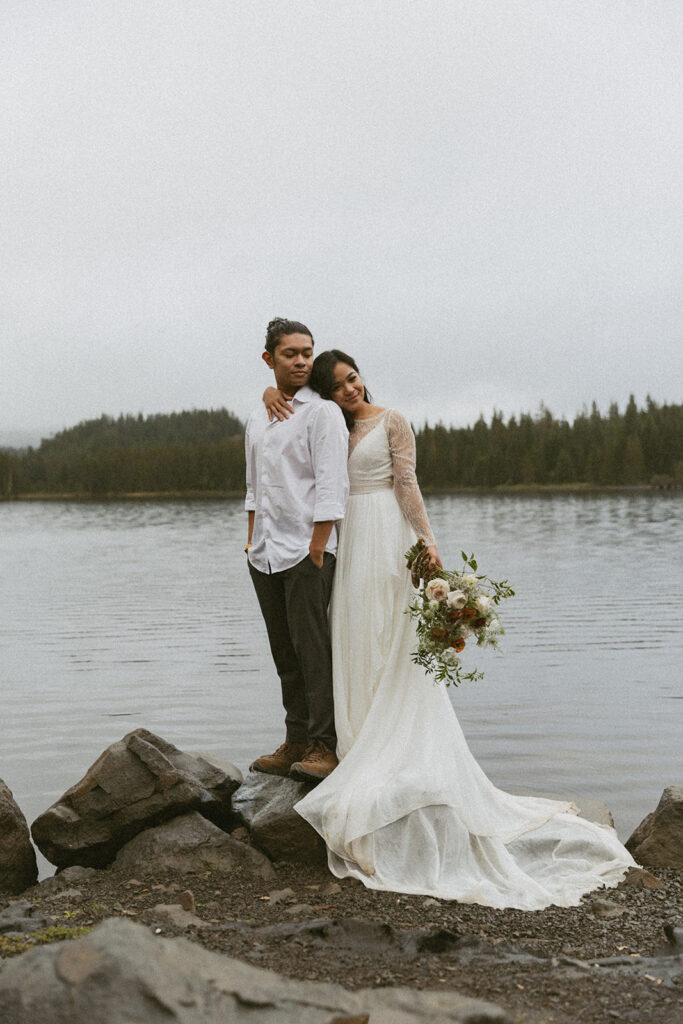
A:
4 400 681 497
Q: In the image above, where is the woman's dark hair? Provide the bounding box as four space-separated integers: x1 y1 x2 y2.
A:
264 317 313 355
309 349 372 429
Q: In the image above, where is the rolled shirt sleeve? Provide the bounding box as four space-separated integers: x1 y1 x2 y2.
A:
244 415 256 512
310 402 350 522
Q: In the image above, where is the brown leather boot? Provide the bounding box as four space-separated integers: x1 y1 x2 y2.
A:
250 740 307 777
290 740 338 782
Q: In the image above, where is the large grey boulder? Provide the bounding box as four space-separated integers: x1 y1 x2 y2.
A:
31 729 241 869
570 796 614 828
512 791 614 827
190 751 243 782
233 772 327 864
0 917 511 1023
0 780 38 894
626 786 683 868
113 811 276 880
37 865 101 895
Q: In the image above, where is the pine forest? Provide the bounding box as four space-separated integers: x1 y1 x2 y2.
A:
1 398 681 499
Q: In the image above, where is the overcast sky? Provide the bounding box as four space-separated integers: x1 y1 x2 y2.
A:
1 0 681 443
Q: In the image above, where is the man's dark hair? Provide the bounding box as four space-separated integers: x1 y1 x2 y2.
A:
265 318 313 355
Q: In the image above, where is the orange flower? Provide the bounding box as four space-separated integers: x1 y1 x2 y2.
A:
473 617 487 628
430 627 448 641
446 608 463 623
450 637 466 652
462 607 477 621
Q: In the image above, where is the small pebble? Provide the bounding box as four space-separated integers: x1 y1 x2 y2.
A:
177 891 196 912
590 900 625 919
266 888 296 905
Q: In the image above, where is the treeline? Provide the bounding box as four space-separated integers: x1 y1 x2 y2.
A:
0 410 246 497
416 396 682 488
1 397 681 498
39 408 244 455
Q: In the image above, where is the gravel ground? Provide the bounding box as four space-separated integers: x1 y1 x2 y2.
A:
2 858 681 1024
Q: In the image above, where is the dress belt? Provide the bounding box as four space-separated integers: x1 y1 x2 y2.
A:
349 481 394 495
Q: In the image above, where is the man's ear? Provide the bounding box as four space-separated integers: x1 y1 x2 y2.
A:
262 350 275 370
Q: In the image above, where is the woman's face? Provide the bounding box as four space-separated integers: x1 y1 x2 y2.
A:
330 361 365 415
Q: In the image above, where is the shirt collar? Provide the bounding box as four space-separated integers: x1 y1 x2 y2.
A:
292 385 315 404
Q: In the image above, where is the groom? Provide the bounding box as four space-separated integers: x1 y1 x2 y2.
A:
245 318 349 781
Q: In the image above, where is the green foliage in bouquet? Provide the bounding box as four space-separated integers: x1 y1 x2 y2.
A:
405 541 515 686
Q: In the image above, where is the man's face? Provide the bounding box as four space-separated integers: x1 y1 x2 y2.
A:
262 332 314 393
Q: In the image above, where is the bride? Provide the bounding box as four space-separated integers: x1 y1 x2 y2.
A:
266 350 635 910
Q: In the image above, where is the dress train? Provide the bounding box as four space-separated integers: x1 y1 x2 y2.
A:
295 412 635 910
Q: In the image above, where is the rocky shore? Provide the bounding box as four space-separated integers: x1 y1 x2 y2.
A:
1 729 681 1023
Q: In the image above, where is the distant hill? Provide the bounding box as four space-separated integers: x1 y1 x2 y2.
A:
38 409 244 456
1 408 246 496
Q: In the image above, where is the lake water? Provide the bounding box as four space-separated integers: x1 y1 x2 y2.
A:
1 494 681 877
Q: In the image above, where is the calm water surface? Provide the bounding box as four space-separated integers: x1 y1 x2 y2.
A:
1 494 681 875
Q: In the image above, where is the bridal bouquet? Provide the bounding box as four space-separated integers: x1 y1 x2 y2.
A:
405 541 515 686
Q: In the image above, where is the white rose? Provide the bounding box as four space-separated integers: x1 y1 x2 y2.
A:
441 648 460 666
446 590 467 609
425 579 449 602
475 595 492 614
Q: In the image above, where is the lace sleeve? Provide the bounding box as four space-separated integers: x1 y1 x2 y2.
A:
386 409 436 546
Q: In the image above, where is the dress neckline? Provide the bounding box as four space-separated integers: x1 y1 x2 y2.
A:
352 408 387 424
348 409 389 456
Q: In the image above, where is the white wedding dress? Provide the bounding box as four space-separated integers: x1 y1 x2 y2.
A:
295 410 635 910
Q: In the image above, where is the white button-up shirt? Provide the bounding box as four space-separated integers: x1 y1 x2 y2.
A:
245 386 350 573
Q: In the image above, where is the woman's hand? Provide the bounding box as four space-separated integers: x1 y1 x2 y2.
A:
426 545 443 572
264 386 295 422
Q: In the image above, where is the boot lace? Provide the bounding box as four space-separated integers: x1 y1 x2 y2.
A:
302 740 330 763
275 740 303 756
